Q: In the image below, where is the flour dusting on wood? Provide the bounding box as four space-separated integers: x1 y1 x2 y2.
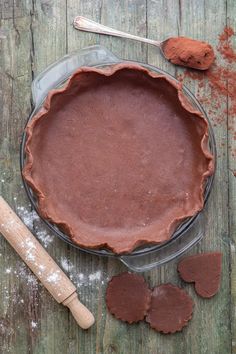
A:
1 200 108 307
60 257 107 287
16 205 55 248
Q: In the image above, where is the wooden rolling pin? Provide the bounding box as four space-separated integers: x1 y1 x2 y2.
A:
0 196 95 329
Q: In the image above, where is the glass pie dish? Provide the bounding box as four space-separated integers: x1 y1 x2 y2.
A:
20 45 216 272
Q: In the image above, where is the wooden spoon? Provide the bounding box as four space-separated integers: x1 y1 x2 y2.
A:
73 16 215 70
0 196 95 329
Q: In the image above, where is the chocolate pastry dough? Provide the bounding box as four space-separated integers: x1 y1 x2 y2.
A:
23 63 214 253
146 283 194 333
106 272 151 323
178 252 222 298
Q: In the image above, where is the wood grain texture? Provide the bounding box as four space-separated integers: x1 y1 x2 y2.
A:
24 2 71 354
0 1 35 353
227 0 236 352
0 0 235 353
169 2 231 353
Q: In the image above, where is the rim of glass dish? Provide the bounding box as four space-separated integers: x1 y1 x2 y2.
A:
20 61 216 258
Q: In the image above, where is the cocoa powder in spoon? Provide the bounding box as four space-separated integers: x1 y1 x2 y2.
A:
163 37 215 70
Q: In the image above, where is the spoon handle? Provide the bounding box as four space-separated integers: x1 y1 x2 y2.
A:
74 16 161 47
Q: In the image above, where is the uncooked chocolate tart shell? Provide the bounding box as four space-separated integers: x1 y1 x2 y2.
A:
23 63 214 254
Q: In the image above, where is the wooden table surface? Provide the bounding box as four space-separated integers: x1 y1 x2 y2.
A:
0 1 235 353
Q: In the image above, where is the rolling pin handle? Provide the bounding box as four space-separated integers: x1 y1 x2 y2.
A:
62 292 95 329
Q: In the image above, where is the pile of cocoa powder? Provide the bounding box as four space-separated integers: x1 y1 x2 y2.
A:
177 27 236 160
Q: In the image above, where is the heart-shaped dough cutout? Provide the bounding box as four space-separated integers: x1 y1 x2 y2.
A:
178 252 222 298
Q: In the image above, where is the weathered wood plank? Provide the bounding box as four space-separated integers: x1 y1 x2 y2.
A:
0 0 31 20
227 0 236 352
0 0 234 353
100 0 147 62
67 0 102 53
0 1 34 353
165 1 231 353
31 0 67 76
26 2 72 354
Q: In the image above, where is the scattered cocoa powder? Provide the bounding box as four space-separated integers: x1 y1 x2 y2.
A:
219 27 234 41
218 27 236 63
177 27 236 158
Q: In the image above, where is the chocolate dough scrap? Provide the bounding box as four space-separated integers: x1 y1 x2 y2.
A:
178 252 222 298
106 272 151 323
146 283 194 334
